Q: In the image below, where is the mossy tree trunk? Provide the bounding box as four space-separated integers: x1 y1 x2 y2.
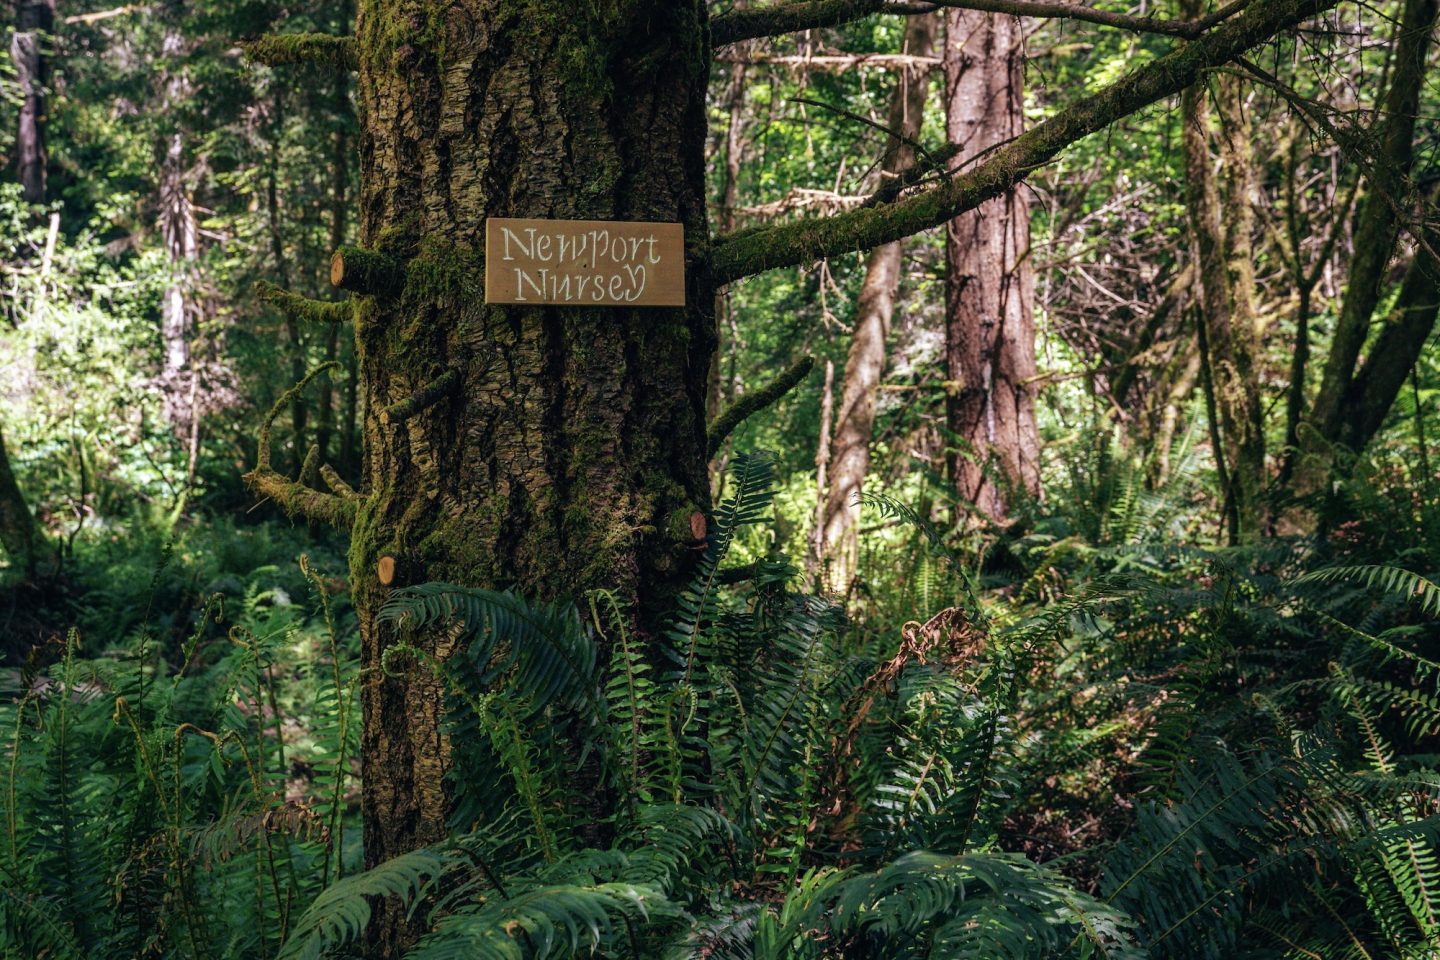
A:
1180 43 1265 544
347 1 712 950
942 9 1038 525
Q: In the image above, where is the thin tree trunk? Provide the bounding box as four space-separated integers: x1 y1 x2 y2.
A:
819 14 935 590
943 8 1037 525
1179 59 1264 543
1297 0 1439 490
809 357 835 578
12 0 54 205
0 429 50 577
350 4 714 951
315 4 353 470
1309 0 1438 440
158 28 199 431
265 91 308 478
1334 227 1440 453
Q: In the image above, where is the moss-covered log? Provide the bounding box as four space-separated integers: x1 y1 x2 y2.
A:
710 0 1340 284
242 32 358 71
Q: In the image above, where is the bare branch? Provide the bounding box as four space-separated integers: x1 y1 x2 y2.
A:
709 0 1329 284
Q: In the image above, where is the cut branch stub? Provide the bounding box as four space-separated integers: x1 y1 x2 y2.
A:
708 356 815 457
331 246 404 297
379 369 461 426
242 33 358 71
377 556 397 586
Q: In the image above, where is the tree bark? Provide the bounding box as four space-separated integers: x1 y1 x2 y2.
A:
1309 0 1437 434
1298 0 1439 484
1179 59 1264 543
942 8 1037 524
158 28 200 432
0 429 49 577
820 13 935 591
12 0 55 205
348 3 713 951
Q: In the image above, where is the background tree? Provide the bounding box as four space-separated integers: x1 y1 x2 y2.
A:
943 7 1038 525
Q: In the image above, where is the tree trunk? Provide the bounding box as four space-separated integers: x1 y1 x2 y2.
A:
1179 63 1264 543
819 14 935 591
1332 226 1440 454
316 3 355 471
349 3 713 950
158 29 199 432
942 9 1038 525
1300 0 1439 481
0 429 50 577
12 0 54 205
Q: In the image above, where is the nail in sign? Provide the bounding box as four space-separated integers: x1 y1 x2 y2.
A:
485 218 686 307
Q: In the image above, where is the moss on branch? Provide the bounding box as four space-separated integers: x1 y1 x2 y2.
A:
241 33 358 71
255 280 354 325
708 357 814 457
331 246 405 297
712 0 887 46
243 362 357 529
710 0 1336 283
379 369 461 425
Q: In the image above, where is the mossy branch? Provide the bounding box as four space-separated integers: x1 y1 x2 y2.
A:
243 363 357 529
710 0 1237 46
331 246 404 297
320 463 361 501
708 357 814 457
709 0 1332 284
254 280 353 325
241 33 358 71
379 369 461 425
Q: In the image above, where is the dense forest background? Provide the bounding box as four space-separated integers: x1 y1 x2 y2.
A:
2 0 1440 957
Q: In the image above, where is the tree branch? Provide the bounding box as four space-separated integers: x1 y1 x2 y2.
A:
254 280 353 324
710 0 1247 46
331 246 404 297
241 33 358 71
709 0 1330 284
243 363 358 529
379 369 461 425
708 357 815 456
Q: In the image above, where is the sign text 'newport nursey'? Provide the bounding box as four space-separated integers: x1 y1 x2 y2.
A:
484 217 685 306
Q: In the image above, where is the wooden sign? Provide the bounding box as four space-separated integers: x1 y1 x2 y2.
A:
485 217 685 307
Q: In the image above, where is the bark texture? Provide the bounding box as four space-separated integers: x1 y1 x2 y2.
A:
820 14 935 591
349 1 712 950
942 8 1038 524
1300 0 1439 484
1180 63 1264 543
12 0 54 205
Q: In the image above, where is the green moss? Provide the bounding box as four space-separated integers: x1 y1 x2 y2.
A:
242 33 358 71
